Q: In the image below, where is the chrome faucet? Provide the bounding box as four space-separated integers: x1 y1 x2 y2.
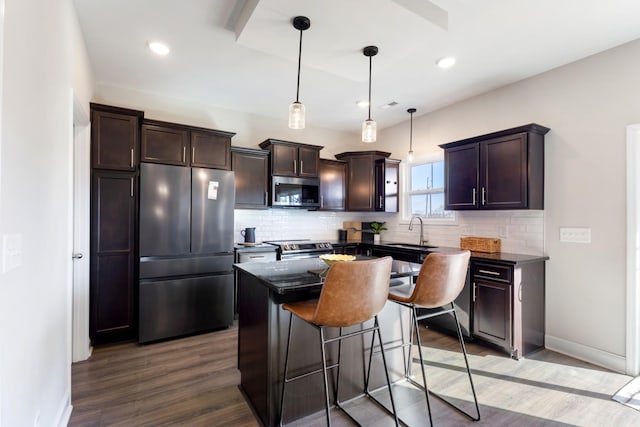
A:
409 215 428 245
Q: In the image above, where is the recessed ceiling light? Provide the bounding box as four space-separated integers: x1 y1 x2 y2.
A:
148 41 170 56
436 56 456 69
356 100 369 108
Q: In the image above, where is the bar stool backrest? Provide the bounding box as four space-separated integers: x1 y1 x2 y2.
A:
312 256 393 327
411 251 471 308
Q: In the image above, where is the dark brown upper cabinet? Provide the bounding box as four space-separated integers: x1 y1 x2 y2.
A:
90 103 143 171
439 123 549 210
319 159 346 211
259 139 322 178
141 119 234 169
141 122 188 166
376 158 400 213
232 147 269 209
191 130 232 170
334 151 399 212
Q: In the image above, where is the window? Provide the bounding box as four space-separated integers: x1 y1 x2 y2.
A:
404 157 455 221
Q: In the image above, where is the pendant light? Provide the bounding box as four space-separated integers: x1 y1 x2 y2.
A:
288 16 310 129
362 45 378 143
407 108 416 162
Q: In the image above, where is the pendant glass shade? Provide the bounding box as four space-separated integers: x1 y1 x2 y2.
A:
289 16 310 129
288 101 305 129
408 150 414 162
362 119 377 143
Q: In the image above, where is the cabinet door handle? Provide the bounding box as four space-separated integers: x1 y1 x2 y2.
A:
264 191 268 205
472 187 476 205
300 160 303 174
320 195 323 208
183 146 186 163
130 148 134 168
293 160 297 175
130 177 134 197
478 269 500 276
473 282 476 302
482 187 486 205
249 255 266 259
192 147 195 162
379 195 383 209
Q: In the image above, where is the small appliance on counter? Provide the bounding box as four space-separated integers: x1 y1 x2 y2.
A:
240 227 256 244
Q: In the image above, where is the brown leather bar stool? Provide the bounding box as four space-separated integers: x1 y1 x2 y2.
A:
387 250 480 425
278 256 399 426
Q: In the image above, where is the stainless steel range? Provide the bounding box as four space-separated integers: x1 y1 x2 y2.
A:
264 239 334 260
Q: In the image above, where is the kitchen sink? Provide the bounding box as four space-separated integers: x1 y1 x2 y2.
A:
384 243 437 250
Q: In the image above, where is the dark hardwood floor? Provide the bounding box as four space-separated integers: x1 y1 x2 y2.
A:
69 322 640 426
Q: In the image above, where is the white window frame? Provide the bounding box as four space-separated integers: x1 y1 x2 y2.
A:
401 152 457 224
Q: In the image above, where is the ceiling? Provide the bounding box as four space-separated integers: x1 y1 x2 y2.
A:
73 0 640 133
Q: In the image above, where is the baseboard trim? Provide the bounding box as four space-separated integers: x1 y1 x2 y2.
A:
545 334 626 373
55 389 72 427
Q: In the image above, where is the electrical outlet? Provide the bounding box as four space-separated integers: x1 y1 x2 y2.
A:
559 227 591 243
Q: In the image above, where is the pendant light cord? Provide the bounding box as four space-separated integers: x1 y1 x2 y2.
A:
409 111 413 151
296 29 303 103
367 55 372 120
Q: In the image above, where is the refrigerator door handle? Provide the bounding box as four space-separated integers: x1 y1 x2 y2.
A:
130 177 134 197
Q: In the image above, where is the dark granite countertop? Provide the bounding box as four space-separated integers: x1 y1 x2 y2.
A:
331 240 548 265
234 257 421 295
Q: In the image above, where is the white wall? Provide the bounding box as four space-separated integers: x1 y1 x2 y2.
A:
378 38 640 370
0 0 93 426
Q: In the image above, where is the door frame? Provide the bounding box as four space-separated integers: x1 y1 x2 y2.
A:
72 92 91 362
626 123 640 376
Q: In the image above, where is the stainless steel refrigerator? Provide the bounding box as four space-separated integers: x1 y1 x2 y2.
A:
138 163 235 343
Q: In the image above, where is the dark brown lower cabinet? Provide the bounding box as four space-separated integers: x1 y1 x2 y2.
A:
90 170 137 344
471 259 545 359
473 279 512 350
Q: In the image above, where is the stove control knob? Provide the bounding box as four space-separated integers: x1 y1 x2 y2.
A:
283 244 289 250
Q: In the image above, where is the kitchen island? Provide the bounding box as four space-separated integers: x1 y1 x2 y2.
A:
235 257 420 426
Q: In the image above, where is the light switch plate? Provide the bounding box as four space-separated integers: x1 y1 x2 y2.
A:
559 227 591 243
2 233 23 273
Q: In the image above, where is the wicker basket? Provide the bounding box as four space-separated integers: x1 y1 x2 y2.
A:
460 236 501 253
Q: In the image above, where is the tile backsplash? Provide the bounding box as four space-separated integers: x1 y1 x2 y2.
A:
234 209 544 255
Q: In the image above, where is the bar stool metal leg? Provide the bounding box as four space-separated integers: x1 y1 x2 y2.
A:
319 327 332 426
279 312 294 427
375 316 401 426
412 303 481 422
411 306 434 427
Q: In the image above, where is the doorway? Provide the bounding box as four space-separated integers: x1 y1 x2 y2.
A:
627 123 640 376
72 94 91 362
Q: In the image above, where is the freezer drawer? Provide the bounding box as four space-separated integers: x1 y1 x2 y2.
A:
139 254 233 279
139 273 234 343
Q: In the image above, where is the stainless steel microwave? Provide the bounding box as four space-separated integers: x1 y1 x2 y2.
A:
271 176 320 208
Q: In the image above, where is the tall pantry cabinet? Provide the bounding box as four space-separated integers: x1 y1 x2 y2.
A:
90 103 143 344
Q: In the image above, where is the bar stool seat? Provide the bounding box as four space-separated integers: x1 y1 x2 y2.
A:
279 256 399 426
387 250 480 426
